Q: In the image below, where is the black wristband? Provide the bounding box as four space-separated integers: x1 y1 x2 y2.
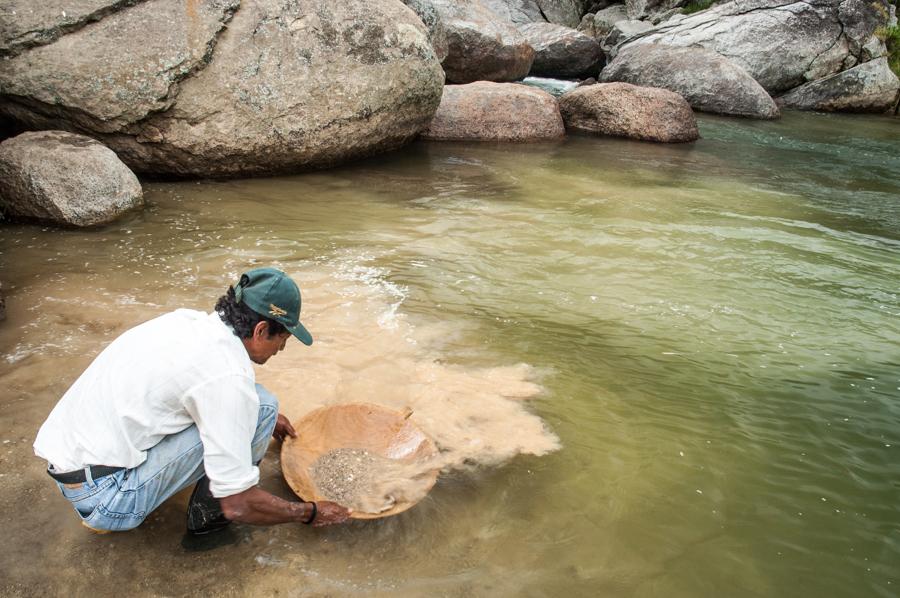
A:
302 501 317 525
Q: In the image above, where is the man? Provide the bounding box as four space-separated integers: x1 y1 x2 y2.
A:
34 267 351 534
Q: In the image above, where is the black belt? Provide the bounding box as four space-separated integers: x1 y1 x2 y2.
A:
47 465 124 484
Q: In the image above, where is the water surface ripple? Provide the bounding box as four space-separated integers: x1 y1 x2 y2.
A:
0 112 898 597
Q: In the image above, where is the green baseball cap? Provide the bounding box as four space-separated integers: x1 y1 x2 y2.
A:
233 267 313 346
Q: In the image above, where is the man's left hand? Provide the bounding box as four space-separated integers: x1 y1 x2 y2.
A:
273 413 297 442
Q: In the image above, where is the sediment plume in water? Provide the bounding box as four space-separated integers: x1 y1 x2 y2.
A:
258 257 561 506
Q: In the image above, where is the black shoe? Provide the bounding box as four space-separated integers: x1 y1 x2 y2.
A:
187 476 232 536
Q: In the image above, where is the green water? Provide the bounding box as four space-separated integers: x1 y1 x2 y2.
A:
0 111 898 596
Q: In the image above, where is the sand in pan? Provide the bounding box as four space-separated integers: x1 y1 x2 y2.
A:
257 256 561 504
310 448 438 514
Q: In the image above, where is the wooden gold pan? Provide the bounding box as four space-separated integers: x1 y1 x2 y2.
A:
280 403 439 519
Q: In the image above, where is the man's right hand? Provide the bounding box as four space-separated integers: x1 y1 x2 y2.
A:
311 501 352 527
219 487 352 527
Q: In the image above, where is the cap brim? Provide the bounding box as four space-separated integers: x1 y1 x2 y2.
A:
288 321 313 346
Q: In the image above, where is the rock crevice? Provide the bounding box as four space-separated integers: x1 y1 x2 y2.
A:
0 0 240 132
0 0 151 58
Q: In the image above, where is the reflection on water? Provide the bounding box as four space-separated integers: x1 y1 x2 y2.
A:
0 111 898 596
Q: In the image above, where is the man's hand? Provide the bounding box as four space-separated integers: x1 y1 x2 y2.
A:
311 501 352 527
220 488 351 526
273 413 297 442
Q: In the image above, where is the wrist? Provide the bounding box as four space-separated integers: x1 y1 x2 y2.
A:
294 501 316 524
301 501 317 525
289 501 313 524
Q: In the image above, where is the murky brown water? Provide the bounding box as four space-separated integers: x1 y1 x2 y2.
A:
1 111 899 597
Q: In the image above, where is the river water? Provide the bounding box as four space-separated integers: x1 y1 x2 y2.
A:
1 111 898 597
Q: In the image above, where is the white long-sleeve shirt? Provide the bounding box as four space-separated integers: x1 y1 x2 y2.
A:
34 309 261 498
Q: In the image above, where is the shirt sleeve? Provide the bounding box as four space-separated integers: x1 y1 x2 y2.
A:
182 374 261 498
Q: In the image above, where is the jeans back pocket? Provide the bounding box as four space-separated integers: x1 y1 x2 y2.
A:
57 474 118 517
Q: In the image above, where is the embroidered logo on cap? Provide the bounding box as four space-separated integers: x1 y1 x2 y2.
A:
269 304 288 317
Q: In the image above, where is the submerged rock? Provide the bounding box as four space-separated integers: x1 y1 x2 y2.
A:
559 82 699 142
0 131 143 227
431 0 535 83
518 22 604 77
620 0 896 95
422 81 565 141
601 44 780 119
0 0 445 178
777 57 900 113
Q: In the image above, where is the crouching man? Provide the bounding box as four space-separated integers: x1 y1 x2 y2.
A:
34 267 350 534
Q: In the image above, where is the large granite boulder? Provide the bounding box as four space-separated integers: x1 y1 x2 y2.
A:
0 0 445 178
518 22 603 77
559 82 699 142
0 131 143 227
402 0 450 62
778 57 900 112
432 0 535 83
577 4 628 40
601 44 780 118
422 81 565 141
481 0 590 27
620 0 895 95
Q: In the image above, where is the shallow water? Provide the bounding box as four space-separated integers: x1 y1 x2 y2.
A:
1 111 899 597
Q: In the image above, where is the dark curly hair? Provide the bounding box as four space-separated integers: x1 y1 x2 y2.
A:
215 285 287 339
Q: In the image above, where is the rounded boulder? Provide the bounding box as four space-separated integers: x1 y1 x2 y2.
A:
559 83 699 143
0 131 143 227
600 44 780 119
518 22 604 78
422 82 565 141
431 0 535 83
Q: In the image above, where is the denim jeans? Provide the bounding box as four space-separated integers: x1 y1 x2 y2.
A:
53 384 279 532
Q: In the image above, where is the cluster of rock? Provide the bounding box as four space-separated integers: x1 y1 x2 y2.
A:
0 0 447 226
0 0 898 229
422 0 899 115
608 0 900 113
423 79 699 143
417 0 897 147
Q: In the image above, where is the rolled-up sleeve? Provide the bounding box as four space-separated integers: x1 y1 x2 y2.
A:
183 374 260 498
